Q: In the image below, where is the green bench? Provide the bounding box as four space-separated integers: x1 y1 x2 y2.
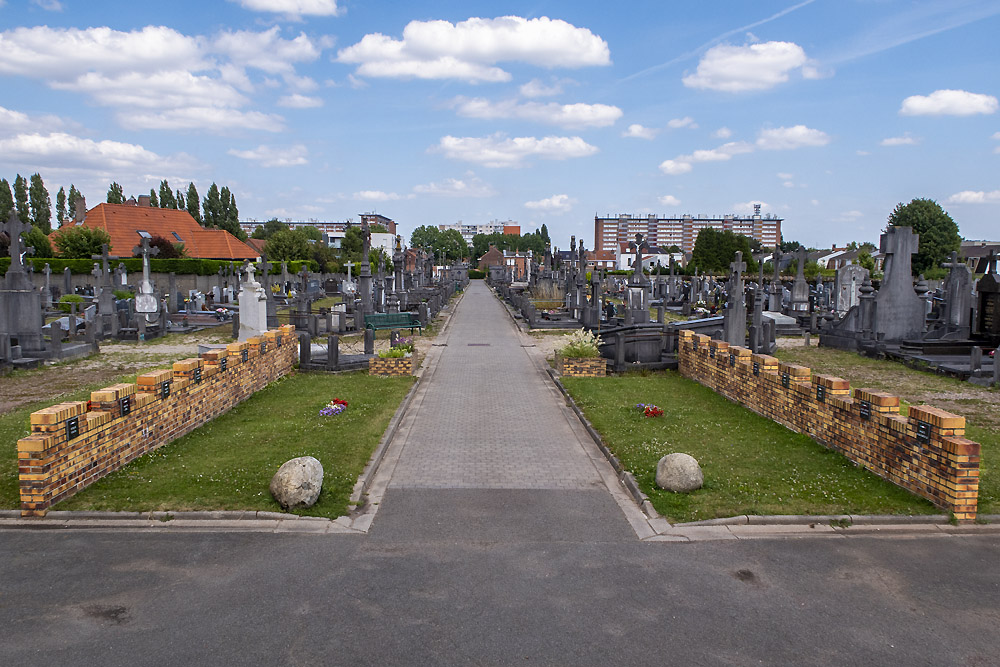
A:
364 312 423 334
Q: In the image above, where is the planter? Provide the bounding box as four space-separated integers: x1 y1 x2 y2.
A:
557 355 607 378
369 355 415 376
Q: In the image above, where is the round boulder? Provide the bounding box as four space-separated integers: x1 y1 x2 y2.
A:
656 453 703 493
270 456 324 510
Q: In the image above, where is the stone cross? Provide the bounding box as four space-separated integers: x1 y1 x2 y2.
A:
942 251 965 274
298 265 309 293
794 247 808 280
91 262 102 282
344 260 355 283
730 252 747 288
771 251 782 281
132 236 160 316
628 233 649 281
2 209 32 277
243 259 257 285
42 263 52 307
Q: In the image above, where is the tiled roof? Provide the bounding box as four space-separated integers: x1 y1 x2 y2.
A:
56 203 259 260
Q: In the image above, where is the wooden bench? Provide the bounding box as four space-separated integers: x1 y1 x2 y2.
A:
364 312 423 334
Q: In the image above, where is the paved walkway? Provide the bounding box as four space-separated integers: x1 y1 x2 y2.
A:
366 280 641 541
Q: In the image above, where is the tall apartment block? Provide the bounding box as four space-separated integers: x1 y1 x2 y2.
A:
439 219 520 245
240 212 397 237
594 207 781 254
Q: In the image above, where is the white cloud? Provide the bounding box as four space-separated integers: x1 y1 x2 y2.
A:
31 0 63 10
353 190 402 201
434 133 598 168
667 116 698 129
120 108 285 132
0 105 66 133
856 149 870 156
659 160 692 175
0 25 328 132
235 0 342 17
337 16 610 83
900 89 998 116
658 195 681 206
683 41 811 92
524 194 574 213
836 210 864 221
776 172 793 180
880 134 919 146
519 78 566 98
0 131 188 172
622 124 659 140
453 97 622 128
946 190 1000 204
993 132 1000 140
713 126 732 139
756 125 830 150
413 173 496 198
228 144 308 167
278 93 323 108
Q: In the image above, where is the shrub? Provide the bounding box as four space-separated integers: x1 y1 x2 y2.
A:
57 293 85 313
378 347 411 358
557 328 601 358
469 269 486 279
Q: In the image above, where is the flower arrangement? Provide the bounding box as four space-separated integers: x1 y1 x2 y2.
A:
319 398 348 416
636 403 663 418
379 347 412 358
557 328 601 358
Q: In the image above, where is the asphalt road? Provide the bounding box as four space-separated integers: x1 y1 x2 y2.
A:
2 507 998 666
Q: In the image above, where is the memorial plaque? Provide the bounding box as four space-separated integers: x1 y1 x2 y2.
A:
193 368 202 384
753 361 760 376
220 358 228 372
161 381 170 399
241 349 248 363
119 396 131 416
709 347 715 359
66 417 79 440
729 353 736 367
859 400 871 421
136 293 158 314
260 341 267 355
781 373 790 389
816 385 826 402
916 421 931 445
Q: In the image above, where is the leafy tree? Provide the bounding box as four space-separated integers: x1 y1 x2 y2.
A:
28 173 51 233
310 243 338 273
886 198 961 276
539 223 549 245
690 228 757 275
23 226 53 257
219 186 244 239
779 239 802 253
298 225 322 241
52 226 112 258
138 234 186 259
186 182 201 223
158 180 177 209
264 228 311 261
149 188 159 208
68 184 81 219
13 174 29 225
410 225 441 251
341 225 365 260
252 218 289 239
107 182 124 204
175 189 185 211
56 187 67 225
202 183 222 228
857 250 876 273
0 178 13 223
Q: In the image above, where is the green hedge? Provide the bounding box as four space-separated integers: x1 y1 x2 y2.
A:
0 258 318 276
468 269 486 279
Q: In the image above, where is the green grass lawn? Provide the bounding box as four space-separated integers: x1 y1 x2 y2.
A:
3 371 413 519
562 372 940 523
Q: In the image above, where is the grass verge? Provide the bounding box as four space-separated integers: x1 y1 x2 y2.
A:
3 371 414 519
561 372 939 523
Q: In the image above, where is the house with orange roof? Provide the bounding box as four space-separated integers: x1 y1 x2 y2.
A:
54 199 259 261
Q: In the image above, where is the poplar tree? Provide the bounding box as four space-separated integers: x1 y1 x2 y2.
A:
107 182 125 204
0 178 13 223
158 179 177 209
56 186 67 225
68 184 81 220
149 188 159 208
202 182 222 228
176 189 185 211
28 173 51 233
13 174 30 225
186 182 201 223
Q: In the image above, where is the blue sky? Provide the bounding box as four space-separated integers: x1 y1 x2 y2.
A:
1 0 998 250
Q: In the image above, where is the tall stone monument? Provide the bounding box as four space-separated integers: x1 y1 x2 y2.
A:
0 209 44 353
874 225 924 341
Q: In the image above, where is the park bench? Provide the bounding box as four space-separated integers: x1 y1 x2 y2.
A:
364 312 423 334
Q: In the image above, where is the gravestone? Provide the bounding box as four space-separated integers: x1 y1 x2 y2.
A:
723 251 747 346
0 210 45 353
132 236 160 336
940 251 972 334
874 226 924 341
975 270 999 339
90 244 119 336
63 266 73 297
42 263 53 309
790 247 809 312
835 264 868 314
237 260 269 342
769 251 783 312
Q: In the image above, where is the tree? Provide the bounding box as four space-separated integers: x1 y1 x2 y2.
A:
298 225 322 241
175 189 185 211
68 184 81 220
264 228 311 261
13 174 29 225
690 228 757 275
0 178 13 223
252 218 289 239
149 188 159 208
779 239 802 253
886 198 961 276
186 182 201 223
52 226 112 258
56 187 67 225
857 250 876 273
139 234 186 259
410 224 441 251
217 186 244 239
107 182 125 204
202 183 222 228
28 173 51 233
23 226 53 257
158 180 177 209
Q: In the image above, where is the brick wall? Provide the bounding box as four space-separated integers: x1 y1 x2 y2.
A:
677 330 981 521
556 355 608 377
17 325 298 517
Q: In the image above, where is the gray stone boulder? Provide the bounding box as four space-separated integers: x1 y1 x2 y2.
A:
270 456 324 510
656 453 703 493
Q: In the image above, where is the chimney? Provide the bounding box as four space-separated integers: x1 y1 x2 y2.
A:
74 195 87 222
137 194 151 207
126 196 137 206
